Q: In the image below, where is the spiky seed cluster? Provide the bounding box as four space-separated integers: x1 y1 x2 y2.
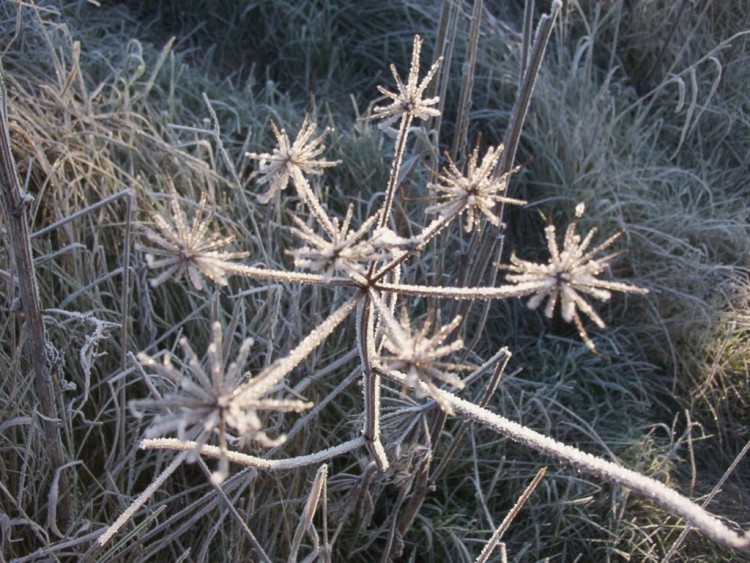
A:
503 203 649 352
288 205 385 281
377 305 466 414
427 144 526 233
246 115 339 204
137 181 250 291
133 321 312 484
372 34 442 127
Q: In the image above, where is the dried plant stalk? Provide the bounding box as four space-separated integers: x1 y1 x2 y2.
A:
0 65 72 529
475 466 547 563
375 371 750 552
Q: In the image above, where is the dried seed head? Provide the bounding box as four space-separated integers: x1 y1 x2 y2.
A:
137 181 249 290
427 144 526 233
246 115 339 204
372 35 442 128
502 203 649 352
132 322 311 483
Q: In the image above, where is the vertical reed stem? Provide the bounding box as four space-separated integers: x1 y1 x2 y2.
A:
0 66 72 529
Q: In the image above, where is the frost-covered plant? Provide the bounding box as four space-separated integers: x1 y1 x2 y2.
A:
372 34 442 128
376 303 466 415
426 143 525 233
502 202 649 352
106 15 750 557
246 114 340 205
137 180 251 290
132 321 312 484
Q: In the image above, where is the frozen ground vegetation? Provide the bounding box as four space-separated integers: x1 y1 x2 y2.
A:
2 0 749 560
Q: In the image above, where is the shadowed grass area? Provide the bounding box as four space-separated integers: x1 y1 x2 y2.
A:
1 0 748 561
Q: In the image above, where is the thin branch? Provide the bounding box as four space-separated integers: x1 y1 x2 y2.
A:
375 280 530 300
379 369 750 552
0 63 72 528
140 437 366 471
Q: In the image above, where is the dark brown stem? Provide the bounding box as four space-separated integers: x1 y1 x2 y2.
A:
0 66 72 529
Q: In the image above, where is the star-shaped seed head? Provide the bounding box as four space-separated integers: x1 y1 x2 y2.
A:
379 310 466 414
132 322 312 484
372 35 442 128
502 203 649 352
137 181 250 290
288 205 386 281
246 115 339 204
427 143 526 232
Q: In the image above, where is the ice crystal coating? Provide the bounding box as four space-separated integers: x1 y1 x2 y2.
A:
137 181 249 290
373 290 466 414
289 205 385 281
503 203 649 352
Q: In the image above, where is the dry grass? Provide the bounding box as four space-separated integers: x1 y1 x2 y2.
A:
1 0 748 561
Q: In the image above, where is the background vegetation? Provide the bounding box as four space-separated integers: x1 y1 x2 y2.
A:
1 0 748 560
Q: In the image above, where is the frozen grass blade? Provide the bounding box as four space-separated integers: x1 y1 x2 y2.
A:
289 464 329 563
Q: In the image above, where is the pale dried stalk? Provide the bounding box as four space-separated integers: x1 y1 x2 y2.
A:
356 297 389 471
96 451 189 547
380 368 750 552
475 466 547 563
140 437 366 472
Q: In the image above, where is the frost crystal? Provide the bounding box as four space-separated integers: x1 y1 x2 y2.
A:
503 203 649 352
289 205 385 281
137 181 249 290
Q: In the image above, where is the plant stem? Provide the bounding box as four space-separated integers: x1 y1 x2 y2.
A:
377 114 414 230
399 374 750 552
0 65 72 530
141 437 366 471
